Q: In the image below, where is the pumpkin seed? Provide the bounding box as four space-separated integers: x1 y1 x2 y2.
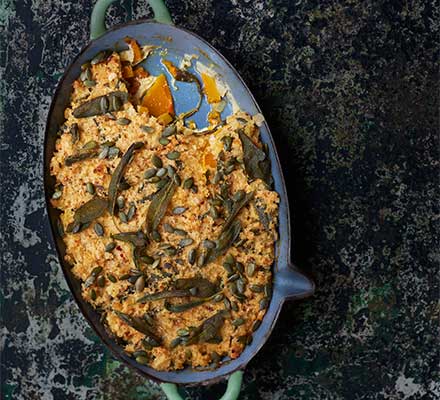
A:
84 266 102 288
148 176 161 183
197 252 207 268
159 137 170 146
108 146 120 158
105 242 116 252
94 223 104 236
183 177 194 189
119 211 128 223
166 151 180 160
172 206 186 215
224 254 235 266
162 125 176 137
188 248 196 265
144 168 157 179
151 230 161 242
232 190 245 202
69 123 80 143
232 318 245 327
236 279 245 294
52 190 62 199
167 165 176 177
209 205 219 219
118 178 130 190
83 140 98 150
107 274 117 283
203 239 216 249
151 154 163 168
259 297 269 310
223 297 231 310
179 238 194 247
116 117 131 126
250 284 263 293
100 96 109 114
135 355 149 365
133 350 148 358
174 228 187 236
156 167 167 177
222 136 232 151
90 289 97 300
84 80 96 87
127 204 136 220
173 174 181 186
225 164 235 175
177 328 189 337
246 263 256 277
156 178 170 189
119 273 131 280
214 293 224 302
96 275 106 287
163 223 174 233
264 284 272 297
135 276 145 292
56 218 65 237
85 182 95 195
164 247 177 256
71 222 81 233
236 262 244 274
98 146 109 159
91 50 110 65
252 320 261 332
212 171 222 184
116 196 125 210
141 125 154 133
223 262 234 274
170 337 182 348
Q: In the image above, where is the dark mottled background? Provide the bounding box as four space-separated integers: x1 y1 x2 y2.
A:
1 0 439 399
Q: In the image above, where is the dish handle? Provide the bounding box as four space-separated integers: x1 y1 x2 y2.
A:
90 0 173 40
278 264 315 300
160 371 244 400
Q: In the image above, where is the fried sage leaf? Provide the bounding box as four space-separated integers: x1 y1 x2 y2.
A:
164 299 207 313
238 130 272 186
73 91 128 118
114 310 161 342
108 142 144 215
137 277 217 303
66 198 108 232
223 191 254 231
253 200 271 231
137 290 190 303
145 179 176 239
204 220 242 265
185 311 226 345
112 231 147 248
174 277 218 298
65 141 100 166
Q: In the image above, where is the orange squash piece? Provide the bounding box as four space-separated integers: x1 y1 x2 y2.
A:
124 38 143 65
201 72 221 103
203 151 217 169
122 65 134 79
133 66 149 78
141 74 174 117
162 60 179 78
